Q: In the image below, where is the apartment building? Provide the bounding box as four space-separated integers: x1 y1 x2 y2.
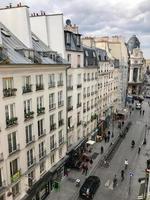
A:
0 4 68 200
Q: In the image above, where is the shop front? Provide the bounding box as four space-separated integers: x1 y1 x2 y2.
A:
25 171 52 200
65 137 88 169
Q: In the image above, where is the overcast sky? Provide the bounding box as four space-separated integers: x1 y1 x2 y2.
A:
1 0 150 58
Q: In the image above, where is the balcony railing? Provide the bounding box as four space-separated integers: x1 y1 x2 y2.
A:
50 142 57 151
9 144 20 156
67 126 74 133
77 103 82 108
39 150 46 160
0 153 4 162
48 82 55 88
50 123 56 131
49 103 56 111
11 169 21 183
57 81 63 87
3 88 17 97
77 84 82 89
22 84 32 94
6 117 18 128
26 135 35 146
67 105 73 112
27 158 36 168
59 137 65 145
38 129 46 138
58 119 64 127
36 84 44 91
77 121 82 126
58 101 64 107
67 86 73 90
24 111 34 121
37 107 45 115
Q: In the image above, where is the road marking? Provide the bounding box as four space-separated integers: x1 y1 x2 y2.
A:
109 181 114 190
105 179 110 187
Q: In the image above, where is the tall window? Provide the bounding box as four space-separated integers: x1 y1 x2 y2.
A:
23 76 31 86
26 124 33 144
50 114 55 129
67 96 72 107
12 183 20 198
67 54 71 62
27 149 34 167
66 32 71 44
50 135 55 150
68 116 73 128
24 99 32 114
40 161 45 174
58 91 63 105
3 77 13 89
38 119 44 137
10 158 18 177
58 73 63 82
49 93 55 109
8 132 17 153
77 55 81 67
77 112 81 123
77 74 81 85
58 111 62 121
37 96 44 109
49 74 55 87
28 170 35 187
36 75 43 86
77 93 81 104
39 141 45 159
5 103 15 120
67 75 73 87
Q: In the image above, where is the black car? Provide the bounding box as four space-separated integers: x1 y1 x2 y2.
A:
79 176 100 199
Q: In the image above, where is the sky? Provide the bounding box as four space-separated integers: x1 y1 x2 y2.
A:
0 0 150 58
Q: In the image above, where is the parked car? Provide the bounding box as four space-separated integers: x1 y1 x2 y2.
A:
136 103 141 110
79 176 100 199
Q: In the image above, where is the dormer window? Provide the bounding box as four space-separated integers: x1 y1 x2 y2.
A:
93 51 96 57
85 51 89 57
76 35 81 47
66 32 71 45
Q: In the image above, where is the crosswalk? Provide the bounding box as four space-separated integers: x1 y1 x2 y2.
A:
105 179 115 190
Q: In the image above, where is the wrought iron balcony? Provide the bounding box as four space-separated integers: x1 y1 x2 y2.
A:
67 105 73 112
77 84 82 89
24 111 34 121
50 123 56 131
8 144 20 156
48 82 55 88
36 84 44 91
59 137 65 145
67 86 73 90
6 117 18 128
50 142 57 151
37 107 45 115
3 88 17 97
58 119 64 127
49 103 56 111
58 101 64 107
22 84 32 94
57 81 63 87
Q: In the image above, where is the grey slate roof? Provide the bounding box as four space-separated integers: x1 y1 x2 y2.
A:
0 22 68 65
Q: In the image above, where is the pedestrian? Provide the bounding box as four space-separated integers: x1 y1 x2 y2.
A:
107 135 110 143
104 135 107 143
143 110 145 115
124 159 128 170
130 111 132 116
101 146 104 154
82 163 86 174
108 131 111 137
90 158 93 165
140 110 142 115
121 170 124 181
113 174 118 188
138 146 141 154
85 165 88 176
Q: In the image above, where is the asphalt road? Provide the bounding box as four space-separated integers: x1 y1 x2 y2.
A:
93 100 150 200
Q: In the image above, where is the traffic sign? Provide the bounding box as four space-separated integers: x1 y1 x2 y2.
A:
129 172 134 177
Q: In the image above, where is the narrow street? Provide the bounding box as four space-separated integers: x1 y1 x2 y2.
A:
93 100 150 200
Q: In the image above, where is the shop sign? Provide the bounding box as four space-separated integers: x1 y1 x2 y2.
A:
11 170 21 183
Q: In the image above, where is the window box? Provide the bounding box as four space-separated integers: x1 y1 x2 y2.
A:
6 117 18 128
37 107 45 115
57 81 63 87
3 88 17 97
24 111 34 121
11 169 21 183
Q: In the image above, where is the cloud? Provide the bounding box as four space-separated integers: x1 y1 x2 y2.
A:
0 0 150 58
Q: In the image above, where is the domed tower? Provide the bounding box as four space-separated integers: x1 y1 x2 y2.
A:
127 35 140 52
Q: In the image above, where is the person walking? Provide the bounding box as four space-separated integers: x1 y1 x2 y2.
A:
85 165 88 176
101 146 104 154
143 110 145 115
121 170 124 181
113 174 118 188
138 146 141 154
124 159 128 170
140 109 142 115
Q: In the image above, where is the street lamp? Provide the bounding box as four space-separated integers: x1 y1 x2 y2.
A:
143 124 147 145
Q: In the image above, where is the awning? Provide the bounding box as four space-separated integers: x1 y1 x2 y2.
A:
86 140 95 145
91 128 99 136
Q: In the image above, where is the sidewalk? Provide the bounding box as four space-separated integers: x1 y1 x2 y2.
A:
47 120 126 200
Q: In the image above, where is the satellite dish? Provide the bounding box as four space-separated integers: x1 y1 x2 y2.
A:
66 19 71 25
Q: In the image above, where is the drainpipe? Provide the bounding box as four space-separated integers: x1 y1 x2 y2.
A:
65 65 71 151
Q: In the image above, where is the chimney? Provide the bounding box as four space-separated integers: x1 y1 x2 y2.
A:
0 5 33 48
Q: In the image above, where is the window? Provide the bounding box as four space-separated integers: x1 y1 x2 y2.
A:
23 76 31 86
8 132 17 153
10 158 18 177
77 112 81 124
58 73 63 83
85 50 88 56
50 114 55 129
40 161 45 174
36 75 43 86
27 149 34 167
49 93 55 110
24 99 32 114
76 35 81 47
23 76 32 93
77 55 81 67
37 96 44 110
5 103 15 121
49 74 55 87
58 111 63 121
26 124 33 144
12 182 20 198
67 96 72 107
58 130 63 142
87 73 90 81
67 54 71 62
51 154 55 164
87 87 90 95
66 32 71 44
67 75 72 87
38 119 44 137
59 147 62 158
0 169 2 187
28 170 35 187
83 73 86 81
39 141 45 159
92 73 94 80
77 93 81 105
3 77 14 89
50 135 55 150
68 116 73 128
77 74 81 85
58 91 63 105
